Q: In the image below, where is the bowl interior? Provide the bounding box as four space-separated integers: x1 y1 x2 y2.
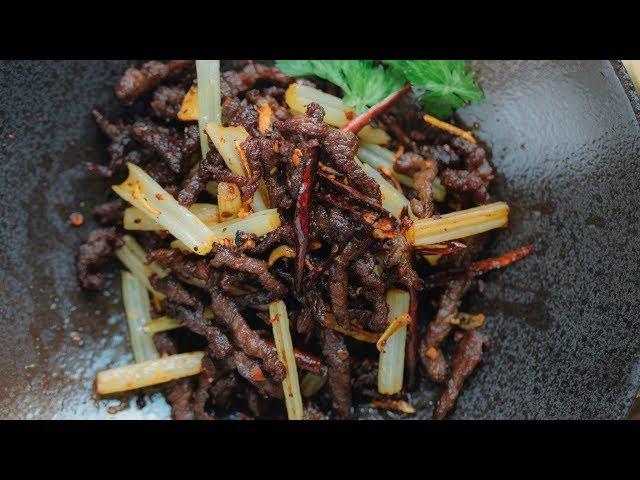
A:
1 60 639 419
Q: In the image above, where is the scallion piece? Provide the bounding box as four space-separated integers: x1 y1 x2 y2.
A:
407 202 509 247
378 289 410 395
358 143 414 187
96 352 205 395
115 235 167 300
205 122 269 211
113 163 216 255
121 271 160 364
361 163 409 219
143 316 182 334
195 60 221 157
124 203 220 231
269 300 304 420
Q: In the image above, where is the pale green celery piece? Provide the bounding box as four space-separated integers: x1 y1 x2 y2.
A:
112 163 215 255
378 289 410 395
121 271 160 363
195 60 221 157
269 300 304 420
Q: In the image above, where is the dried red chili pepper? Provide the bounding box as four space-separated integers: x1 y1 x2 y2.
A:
342 84 413 134
293 147 319 293
423 244 535 289
468 245 535 274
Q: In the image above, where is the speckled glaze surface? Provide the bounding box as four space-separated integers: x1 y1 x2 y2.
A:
1 60 639 420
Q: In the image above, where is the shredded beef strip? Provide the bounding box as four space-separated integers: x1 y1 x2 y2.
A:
150 274 199 308
419 272 474 383
323 134 382 203
311 204 354 245
411 158 439 219
115 60 194 103
419 144 461 169
77 228 124 290
193 373 215 420
182 124 201 159
209 245 288 299
147 249 210 283
131 119 187 174
232 350 284 399
177 149 226 207
319 327 351 420
208 371 238 412
151 85 186 119
439 233 490 269
449 136 493 184
327 237 370 328
221 62 292 99
383 235 423 291
92 199 126 226
241 223 295 255
192 354 218 420
351 251 389 332
433 330 490 420
153 332 195 420
245 88 290 121
439 168 490 205
163 301 233 360
208 285 285 381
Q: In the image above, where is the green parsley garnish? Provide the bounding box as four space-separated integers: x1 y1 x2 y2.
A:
275 60 405 114
275 60 483 119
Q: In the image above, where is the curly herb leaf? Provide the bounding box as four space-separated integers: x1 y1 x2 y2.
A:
275 60 405 113
384 60 484 118
276 60 483 118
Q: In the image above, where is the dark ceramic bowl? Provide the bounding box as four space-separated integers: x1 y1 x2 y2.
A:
1 60 639 419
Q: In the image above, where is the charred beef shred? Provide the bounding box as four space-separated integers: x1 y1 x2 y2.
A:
131 119 187 174
193 372 215 420
233 350 284 399
82 61 510 420
327 237 371 328
449 136 493 184
433 330 490 420
319 327 351 420
92 199 126 226
220 62 292 99
243 223 295 255
151 85 187 119
147 249 210 283
419 144 461 169
177 149 225 207
323 133 381 203
353 253 389 331
384 236 423 291
411 158 439 219
77 228 124 290
153 333 195 420
209 244 288 299
419 273 474 383
150 274 199 308
208 285 286 382
115 60 194 103
163 301 233 360
440 168 489 205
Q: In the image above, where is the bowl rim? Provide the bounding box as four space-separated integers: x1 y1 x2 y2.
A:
610 60 640 124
